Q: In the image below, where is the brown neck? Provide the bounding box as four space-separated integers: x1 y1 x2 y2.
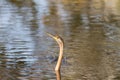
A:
55 42 63 71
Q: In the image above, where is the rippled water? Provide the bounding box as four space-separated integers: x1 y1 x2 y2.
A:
0 0 120 80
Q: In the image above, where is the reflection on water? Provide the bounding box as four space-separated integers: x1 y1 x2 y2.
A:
0 0 120 80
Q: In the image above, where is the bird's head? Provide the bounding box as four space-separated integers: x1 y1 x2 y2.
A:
47 33 64 46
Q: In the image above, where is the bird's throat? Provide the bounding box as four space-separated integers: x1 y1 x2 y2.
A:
55 43 63 71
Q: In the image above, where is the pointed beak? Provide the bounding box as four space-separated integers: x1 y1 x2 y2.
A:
46 32 57 40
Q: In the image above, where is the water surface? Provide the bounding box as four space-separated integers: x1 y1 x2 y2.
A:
0 0 120 80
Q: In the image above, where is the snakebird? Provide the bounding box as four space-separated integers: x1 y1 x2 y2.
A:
47 33 64 71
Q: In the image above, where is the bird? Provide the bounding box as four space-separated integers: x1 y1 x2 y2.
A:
47 33 64 71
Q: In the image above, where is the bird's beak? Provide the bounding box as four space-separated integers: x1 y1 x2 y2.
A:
46 32 57 40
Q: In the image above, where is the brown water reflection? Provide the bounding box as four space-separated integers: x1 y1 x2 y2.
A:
0 0 120 80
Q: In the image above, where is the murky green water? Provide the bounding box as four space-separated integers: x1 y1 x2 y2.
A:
0 0 120 80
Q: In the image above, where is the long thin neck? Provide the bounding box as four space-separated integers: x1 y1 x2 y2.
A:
55 43 63 71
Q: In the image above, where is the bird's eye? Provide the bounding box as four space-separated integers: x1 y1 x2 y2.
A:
56 36 59 39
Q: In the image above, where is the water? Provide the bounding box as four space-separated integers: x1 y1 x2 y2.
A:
0 0 120 80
